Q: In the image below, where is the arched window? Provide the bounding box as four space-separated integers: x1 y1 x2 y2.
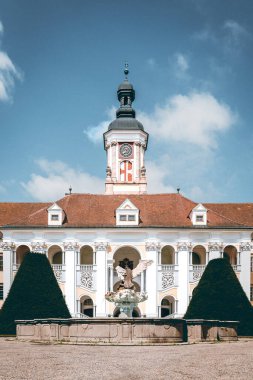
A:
80 296 94 317
161 296 175 318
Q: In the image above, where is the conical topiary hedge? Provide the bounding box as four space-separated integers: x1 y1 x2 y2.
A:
184 258 253 336
0 252 71 335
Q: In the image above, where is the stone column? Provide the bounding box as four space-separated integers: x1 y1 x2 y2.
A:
177 242 191 316
208 242 223 261
95 242 108 317
239 242 252 299
107 259 113 292
63 242 79 316
0 242 15 300
145 241 160 317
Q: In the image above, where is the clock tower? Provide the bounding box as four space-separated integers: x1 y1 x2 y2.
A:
104 65 148 194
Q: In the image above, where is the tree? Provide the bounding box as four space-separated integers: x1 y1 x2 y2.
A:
0 252 71 335
184 258 253 336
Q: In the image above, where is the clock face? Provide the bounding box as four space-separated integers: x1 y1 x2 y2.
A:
120 143 132 158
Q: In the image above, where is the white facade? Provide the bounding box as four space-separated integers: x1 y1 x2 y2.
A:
1 229 252 317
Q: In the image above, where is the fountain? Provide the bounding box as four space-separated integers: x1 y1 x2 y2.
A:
105 259 152 317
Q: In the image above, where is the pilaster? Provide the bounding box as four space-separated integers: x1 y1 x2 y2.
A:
95 241 108 317
177 242 191 316
239 242 252 299
63 241 79 315
0 241 15 300
145 241 160 317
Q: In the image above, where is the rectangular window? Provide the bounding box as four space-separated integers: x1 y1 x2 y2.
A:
51 214 59 221
128 215 136 221
0 283 3 300
196 215 204 222
251 256 253 272
250 286 253 301
0 254 3 271
119 215 127 221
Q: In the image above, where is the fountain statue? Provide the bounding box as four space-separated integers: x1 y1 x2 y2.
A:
105 259 153 317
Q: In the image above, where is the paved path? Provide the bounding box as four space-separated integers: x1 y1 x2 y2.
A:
0 338 253 379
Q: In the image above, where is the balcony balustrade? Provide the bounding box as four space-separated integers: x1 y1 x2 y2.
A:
158 264 178 291
51 264 65 283
76 264 96 291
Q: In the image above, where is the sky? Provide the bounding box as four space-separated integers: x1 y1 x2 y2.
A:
0 0 253 203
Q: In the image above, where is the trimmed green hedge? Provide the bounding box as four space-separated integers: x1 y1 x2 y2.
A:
184 258 253 336
0 252 71 335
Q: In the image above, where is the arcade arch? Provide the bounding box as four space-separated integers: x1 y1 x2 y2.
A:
16 245 30 265
113 246 141 289
161 245 175 265
192 245 206 265
80 295 94 317
80 245 93 265
48 245 63 264
223 245 237 265
160 295 175 318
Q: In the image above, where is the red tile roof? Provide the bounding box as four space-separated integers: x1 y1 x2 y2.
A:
0 194 252 229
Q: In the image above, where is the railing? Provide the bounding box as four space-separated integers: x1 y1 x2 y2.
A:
79 265 94 271
76 265 96 291
189 265 206 282
232 265 241 272
158 264 178 290
13 264 20 272
51 264 65 282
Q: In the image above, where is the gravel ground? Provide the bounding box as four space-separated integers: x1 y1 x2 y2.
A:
0 338 253 380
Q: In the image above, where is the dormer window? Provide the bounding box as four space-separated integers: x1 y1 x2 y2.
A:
196 215 204 222
51 214 59 221
116 199 139 226
47 203 64 226
190 204 207 226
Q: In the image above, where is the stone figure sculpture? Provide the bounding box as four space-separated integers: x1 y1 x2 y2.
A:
105 259 153 317
115 260 153 289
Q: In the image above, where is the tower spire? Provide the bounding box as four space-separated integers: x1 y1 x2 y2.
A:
124 62 129 80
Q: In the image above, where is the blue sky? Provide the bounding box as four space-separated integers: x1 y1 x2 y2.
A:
0 0 253 203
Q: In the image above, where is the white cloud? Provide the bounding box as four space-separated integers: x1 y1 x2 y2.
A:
84 93 236 149
175 53 189 73
138 92 236 149
146 157 175 193
0 21 22 102
223 20 250 42
83 107 116 143
21 159 104 201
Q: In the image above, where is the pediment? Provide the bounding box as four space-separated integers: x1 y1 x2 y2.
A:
117 199 138 211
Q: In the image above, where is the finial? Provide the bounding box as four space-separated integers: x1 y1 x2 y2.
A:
177 187 180 194
124 62 129 80
69 186 72 194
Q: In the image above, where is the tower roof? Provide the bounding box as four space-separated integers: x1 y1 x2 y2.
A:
107 63 144 131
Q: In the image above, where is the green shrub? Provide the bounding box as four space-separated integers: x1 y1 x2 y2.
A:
0 252 71 335
184 258 253 336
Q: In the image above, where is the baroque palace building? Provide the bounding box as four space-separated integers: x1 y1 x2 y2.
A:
1 67 253 318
